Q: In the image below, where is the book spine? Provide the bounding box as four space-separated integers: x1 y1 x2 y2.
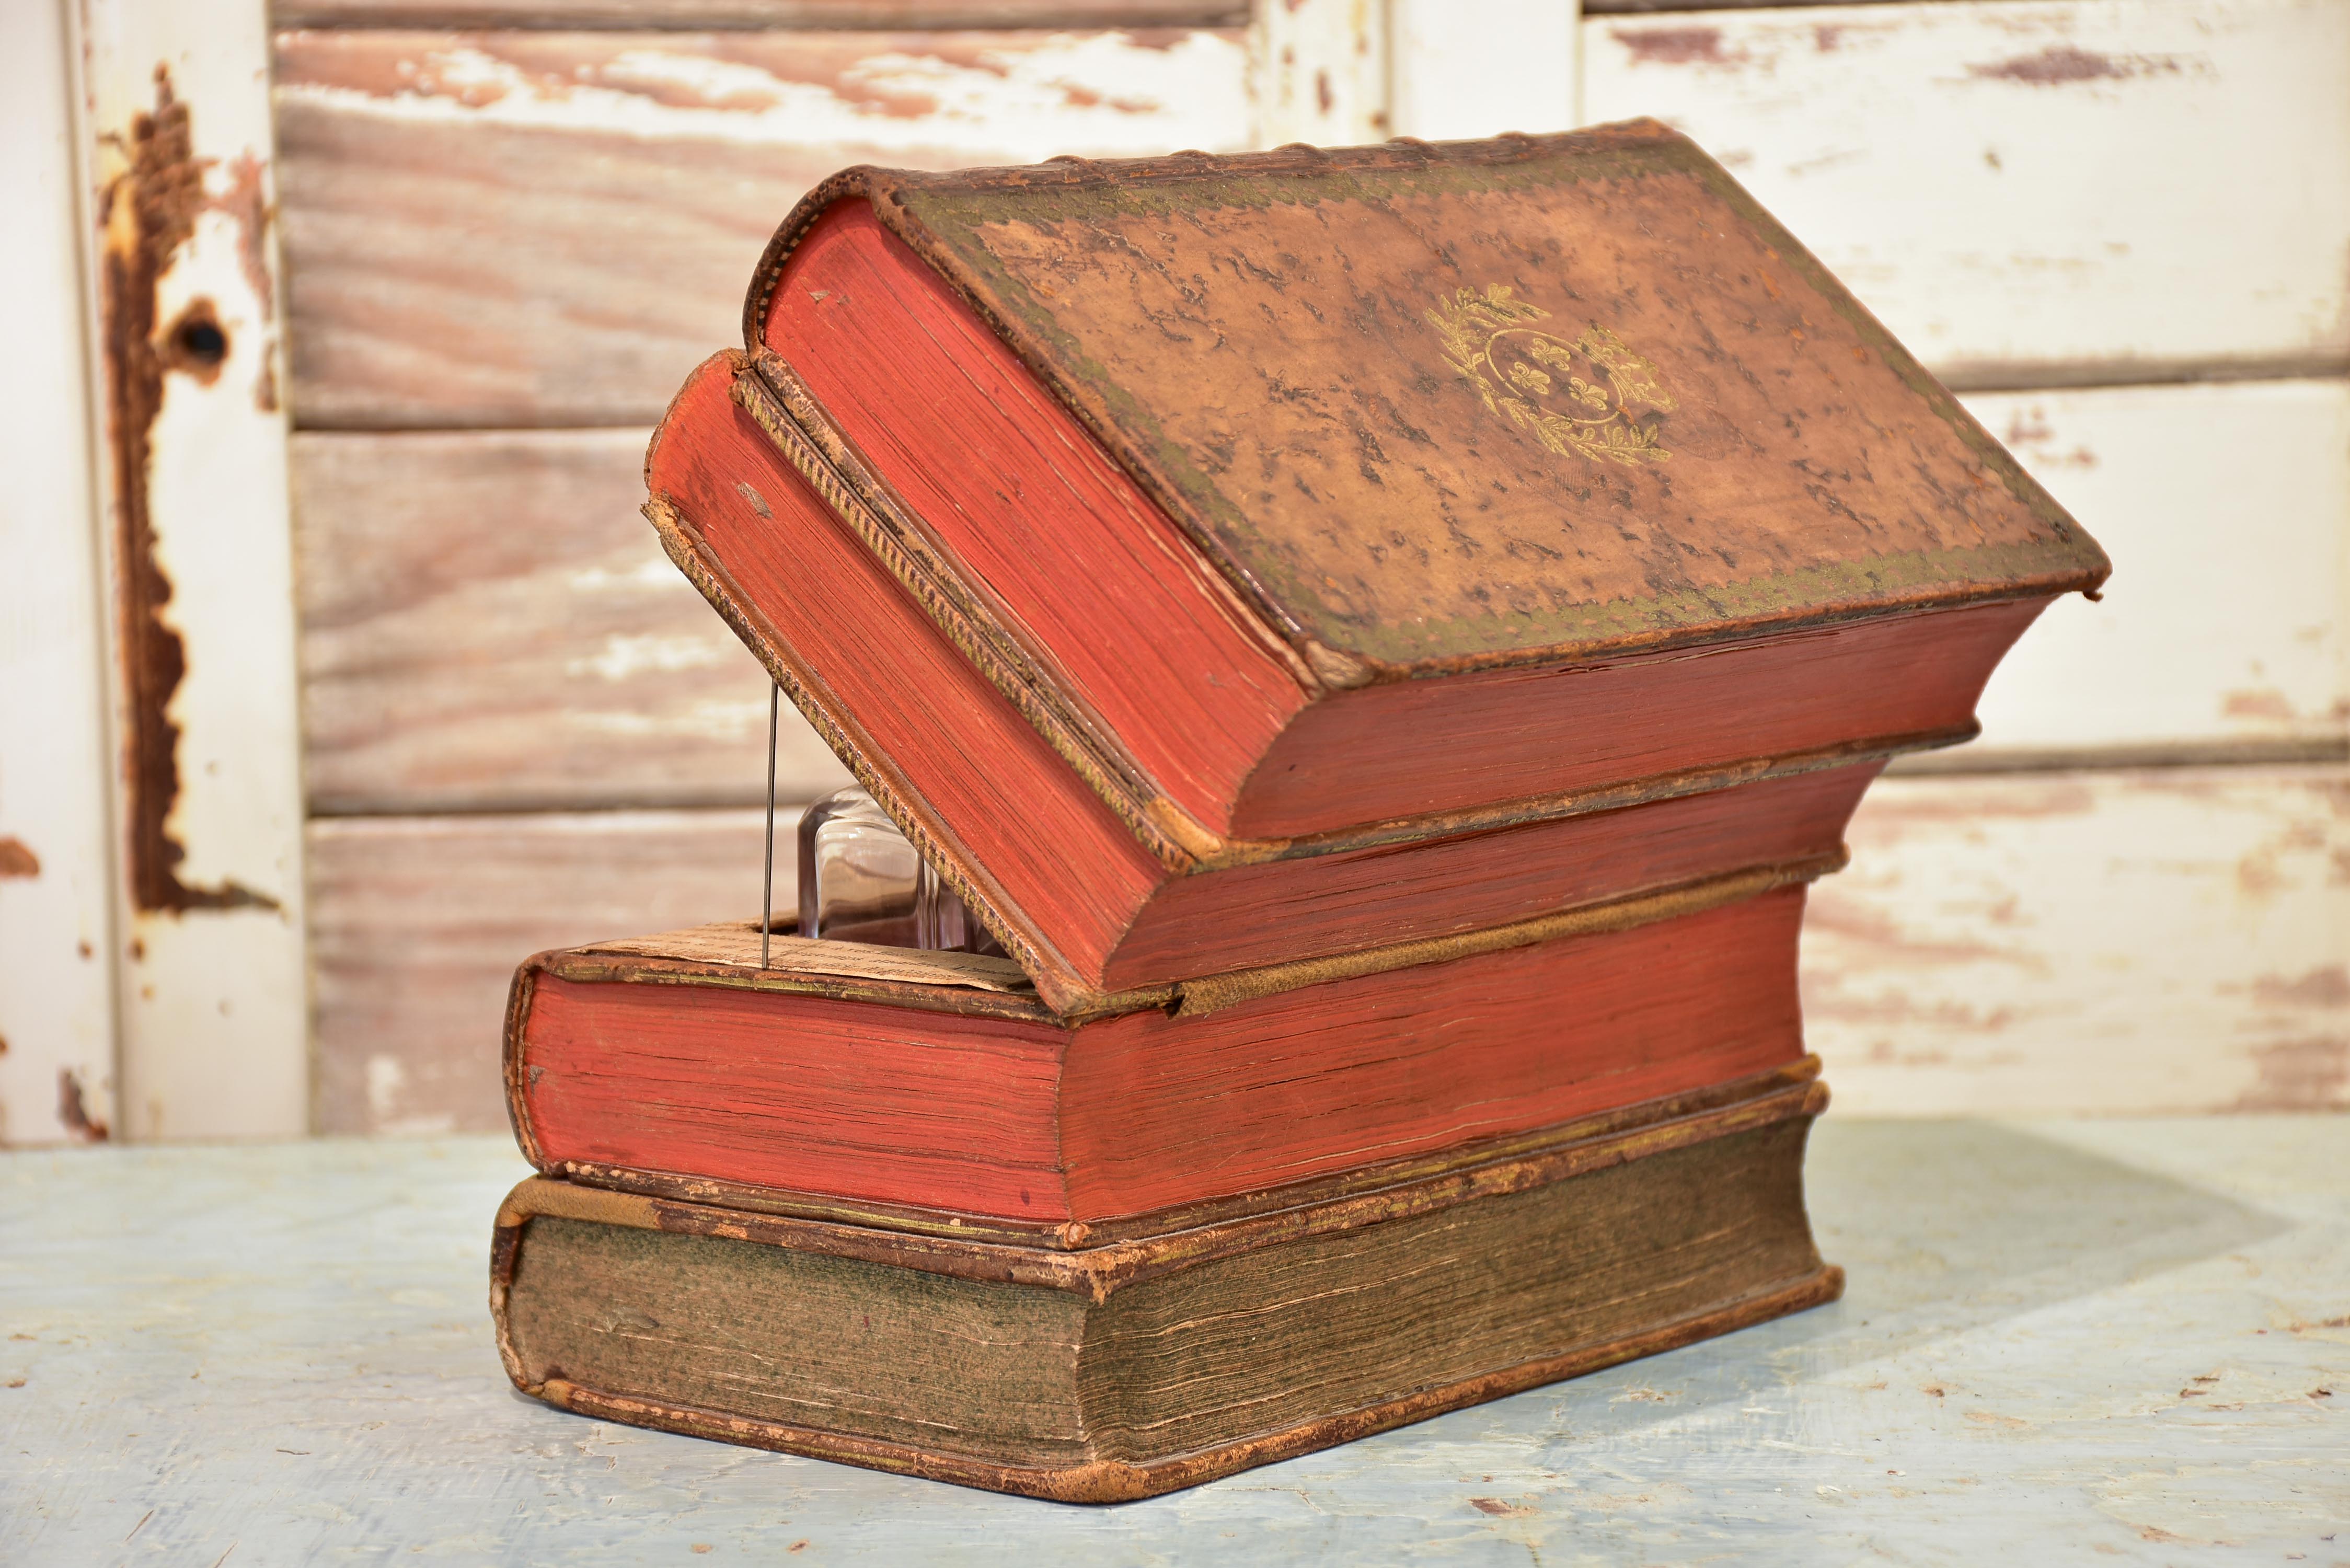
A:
729 362 1208 869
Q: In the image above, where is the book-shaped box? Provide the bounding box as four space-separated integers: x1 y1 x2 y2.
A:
493 121 2109 1498
644 118 2107 1013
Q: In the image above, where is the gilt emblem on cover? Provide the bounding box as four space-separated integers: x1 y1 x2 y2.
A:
1429 285 1679 468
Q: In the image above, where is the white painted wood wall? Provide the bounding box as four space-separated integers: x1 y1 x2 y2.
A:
3 0 308 1144
1 0 120 1146
3 0 2342 1140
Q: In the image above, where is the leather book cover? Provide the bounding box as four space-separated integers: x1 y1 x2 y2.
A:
743 119 2109 679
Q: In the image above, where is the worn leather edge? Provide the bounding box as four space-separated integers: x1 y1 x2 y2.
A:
740 124 2108 679
506 1264 1843 1503
491 1073 1828 1300
523 1055 1822 1250
500 961 548 1170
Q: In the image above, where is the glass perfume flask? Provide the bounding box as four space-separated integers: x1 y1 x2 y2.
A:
795 787 1004 955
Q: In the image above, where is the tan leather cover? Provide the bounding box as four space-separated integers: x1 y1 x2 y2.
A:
746 120 2108 676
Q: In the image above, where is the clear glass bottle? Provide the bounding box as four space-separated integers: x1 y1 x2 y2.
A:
796 787 1003 955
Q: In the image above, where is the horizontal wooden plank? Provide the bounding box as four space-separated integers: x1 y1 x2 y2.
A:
274 1 1246 27
1953 378 2350 761
292 428 848 812
296 376 2346 815
1807 765 2349 1115
274 27 1250 428
311 766 2349 1133
1582 0 2350 387
307 808 785 1133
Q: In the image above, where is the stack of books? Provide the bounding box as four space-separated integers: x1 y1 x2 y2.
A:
485 120 2107 1501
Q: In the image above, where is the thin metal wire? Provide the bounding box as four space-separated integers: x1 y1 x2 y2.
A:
761 682 778 969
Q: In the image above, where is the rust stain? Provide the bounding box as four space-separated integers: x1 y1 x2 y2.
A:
56 1068 110 1143
0 838 39 878
2251 965 2350 1009
1614 27 1738 67
98 67 280 916
1966 45 2187 86
2229 1037 2348 1111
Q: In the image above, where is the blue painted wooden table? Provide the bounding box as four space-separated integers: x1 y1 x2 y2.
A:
6 1118 2345 1564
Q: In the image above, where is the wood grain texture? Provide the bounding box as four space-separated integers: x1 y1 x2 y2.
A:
1582 0 2350 388
288 374 2342 816
292 428 846 813
275 1 1246 25
306 808 786 1134
1954 379 2350 762
1807 765 2350 1114
273 26 1250 428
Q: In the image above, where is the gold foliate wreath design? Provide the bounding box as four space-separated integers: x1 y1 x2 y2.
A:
1428 284 1679 467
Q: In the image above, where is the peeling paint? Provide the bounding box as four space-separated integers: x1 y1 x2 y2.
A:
56 1069 110 1142
2251 965 2350 1009
1612 28 1739 68
2230 1037 2349 1111
272 31 1248 159
1965 45 2190 87
97 68 280 916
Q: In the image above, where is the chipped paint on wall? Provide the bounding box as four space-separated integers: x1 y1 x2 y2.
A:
1807 767 2350 1115
1582 0 2350 384
80 0 312 1141
272 29 1251 160
98 71 282 915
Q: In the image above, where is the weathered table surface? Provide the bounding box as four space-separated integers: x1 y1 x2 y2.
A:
6 1119 2345 1564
